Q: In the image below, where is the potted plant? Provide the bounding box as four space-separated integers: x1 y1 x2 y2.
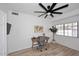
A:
49 26 57 42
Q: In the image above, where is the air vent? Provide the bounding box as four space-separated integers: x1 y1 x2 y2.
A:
12 12 19 15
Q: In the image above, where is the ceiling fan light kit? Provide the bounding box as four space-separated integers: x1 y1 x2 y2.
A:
34 3 69 19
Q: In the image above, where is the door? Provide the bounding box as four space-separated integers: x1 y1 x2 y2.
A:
0 10 7 56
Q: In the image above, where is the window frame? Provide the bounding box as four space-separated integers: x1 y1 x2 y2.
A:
55 22 78 38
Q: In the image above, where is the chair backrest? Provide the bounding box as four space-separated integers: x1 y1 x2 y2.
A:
38 36 49 41
37 36 49 45
38 36 45 42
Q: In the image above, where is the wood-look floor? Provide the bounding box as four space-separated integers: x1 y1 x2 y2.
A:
8 43 79 56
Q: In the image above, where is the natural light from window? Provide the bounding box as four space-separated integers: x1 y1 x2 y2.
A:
56 22 77 37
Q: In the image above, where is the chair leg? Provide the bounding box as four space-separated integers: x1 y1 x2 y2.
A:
40 49 42 52
45 48 47 50
39 45 43 52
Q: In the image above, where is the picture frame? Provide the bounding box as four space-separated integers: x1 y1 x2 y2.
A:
34 25 43 33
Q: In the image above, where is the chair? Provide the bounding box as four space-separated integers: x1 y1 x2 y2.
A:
31 37 38 48
44 37 49 48
37 36 49 51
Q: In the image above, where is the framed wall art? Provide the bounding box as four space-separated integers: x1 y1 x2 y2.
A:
34 25 43 33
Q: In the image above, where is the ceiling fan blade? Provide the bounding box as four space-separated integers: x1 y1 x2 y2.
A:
38 13 47 17
39 3 48 11
44 14 48 18
53 12 63 14
52 4 69 11
50 14 54 17
49 3 57 11
34 11 46 13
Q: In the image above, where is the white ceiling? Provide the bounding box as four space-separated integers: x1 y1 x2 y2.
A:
0 3 79 19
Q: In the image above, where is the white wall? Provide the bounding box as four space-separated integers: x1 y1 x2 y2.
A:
7 11 53 54
0 10 7 56
52 9 79 51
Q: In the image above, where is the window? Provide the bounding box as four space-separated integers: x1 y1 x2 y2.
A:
65 23 72 36
72 22 77 37
56 22 77 37
56 24 63 35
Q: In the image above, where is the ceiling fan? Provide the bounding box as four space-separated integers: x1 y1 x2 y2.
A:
34 3 69 19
